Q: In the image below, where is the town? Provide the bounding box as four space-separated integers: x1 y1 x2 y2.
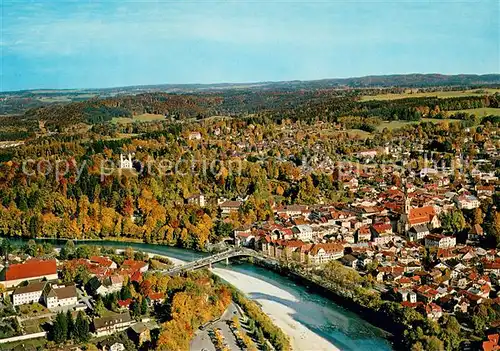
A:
1 72 500 351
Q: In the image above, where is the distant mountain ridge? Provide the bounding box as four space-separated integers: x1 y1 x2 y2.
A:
4 73 500 94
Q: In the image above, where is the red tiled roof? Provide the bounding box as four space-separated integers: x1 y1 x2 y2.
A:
4 259 57 281
122 260 147 272
118 298 132 307
90 256 115 268
409 206 436 225
148 292 165 300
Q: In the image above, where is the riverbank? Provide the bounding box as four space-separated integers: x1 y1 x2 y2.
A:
212 267 340 351
249 257 395 339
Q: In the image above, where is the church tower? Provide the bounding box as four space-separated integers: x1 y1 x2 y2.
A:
404 182 411 216
399 178 411 234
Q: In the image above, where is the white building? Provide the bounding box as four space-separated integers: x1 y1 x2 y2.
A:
12 281 47 306
400 289 417 303
120 154 133 169
188 132 202 140
93 312 133 337
293 224 313 241
218 200 242 215
425 234 456 249
307 243 344 265
43 285 78 309
408 224 430 242
187 194 205 207
420 168 439 178
455 194 480 210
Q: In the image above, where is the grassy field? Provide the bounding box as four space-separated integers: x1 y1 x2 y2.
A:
22 317 50 334
375 118 463 131
361 88 500 101
451 107 500 116
17 303 50 317
112 113 165 124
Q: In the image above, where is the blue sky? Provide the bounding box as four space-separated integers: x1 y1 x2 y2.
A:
1 0 499 91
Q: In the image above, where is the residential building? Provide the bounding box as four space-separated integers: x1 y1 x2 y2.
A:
218 200 242 215
408 224 429 242
93 312 133 337
356 226 371 242
307 243 344 265
187 194 205 207
12 281 47 306
129 322 152 346
425 234 456 249
455 194 480 210
90 256 117 269
341 254 358 269
293 224 313 241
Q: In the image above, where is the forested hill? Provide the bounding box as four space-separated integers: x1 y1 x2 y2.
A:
1 73 499 137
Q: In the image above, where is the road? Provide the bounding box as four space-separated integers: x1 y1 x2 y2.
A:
190 302 243 351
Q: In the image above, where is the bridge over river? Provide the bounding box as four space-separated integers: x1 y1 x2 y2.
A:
158 247 258 275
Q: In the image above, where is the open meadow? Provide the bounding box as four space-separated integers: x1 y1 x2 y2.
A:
361 88 500 101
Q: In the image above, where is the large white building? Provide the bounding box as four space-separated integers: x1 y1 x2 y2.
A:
12 281 47 306
120 154 133 169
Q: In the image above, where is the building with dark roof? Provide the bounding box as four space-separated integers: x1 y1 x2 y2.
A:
12 281 47 306
93 311 133 337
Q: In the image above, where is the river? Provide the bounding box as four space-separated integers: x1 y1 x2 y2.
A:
14 239 393 350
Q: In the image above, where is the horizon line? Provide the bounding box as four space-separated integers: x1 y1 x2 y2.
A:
2 72 500 94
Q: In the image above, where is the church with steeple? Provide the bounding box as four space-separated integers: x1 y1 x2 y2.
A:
398 179 440 241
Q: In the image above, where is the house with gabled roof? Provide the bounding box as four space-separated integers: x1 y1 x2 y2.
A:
93 311 133 337
43 284 78 309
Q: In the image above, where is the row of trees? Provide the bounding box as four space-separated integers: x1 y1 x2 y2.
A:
51 310 90 344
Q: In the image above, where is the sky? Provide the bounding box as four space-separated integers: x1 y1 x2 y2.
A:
1 0 499 91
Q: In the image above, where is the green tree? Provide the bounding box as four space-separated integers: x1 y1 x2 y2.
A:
60 240 76 259
0 239 12 262
120 284 132 300
140 297 148 315
423 335 444 351
74 311 90 343
130 300 140 317
52 312 68 344
411 342 424 351
94 296 105 317
440 209 466 234
23 239 37 257
66 310 74 339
